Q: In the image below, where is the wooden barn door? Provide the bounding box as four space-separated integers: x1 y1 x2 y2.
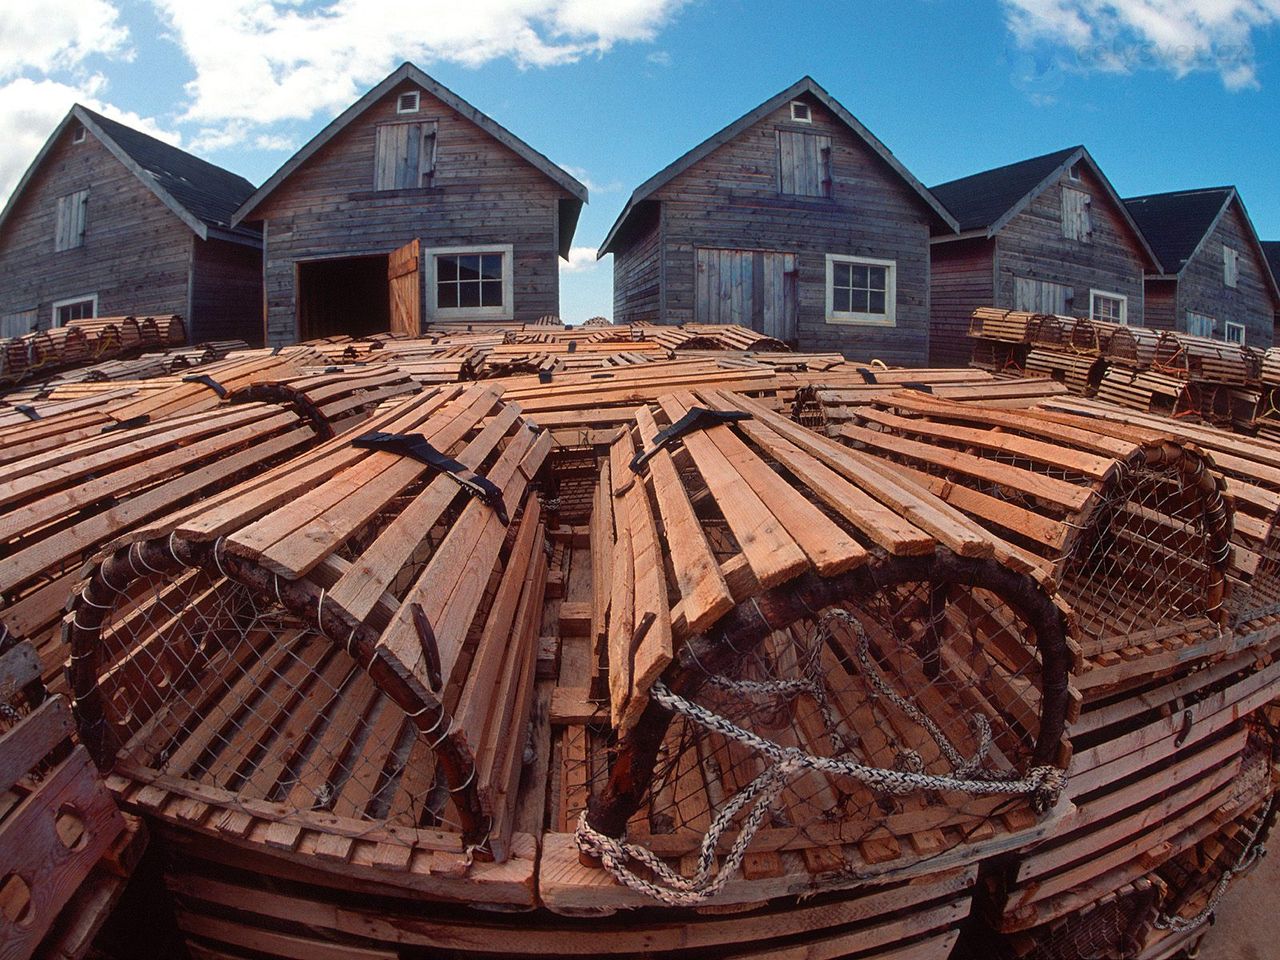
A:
388 239 421 336
695 248 797 341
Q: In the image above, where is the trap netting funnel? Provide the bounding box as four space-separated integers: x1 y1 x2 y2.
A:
834 392 1233 686
67 385 551 862
577 389 1073 905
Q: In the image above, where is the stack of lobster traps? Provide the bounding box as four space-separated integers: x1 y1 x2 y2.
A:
0 316 188 389
821 386 1280 958
967 308 1041 375
4 320 1280 960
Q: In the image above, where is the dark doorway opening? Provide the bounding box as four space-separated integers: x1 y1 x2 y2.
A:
297 255 390 340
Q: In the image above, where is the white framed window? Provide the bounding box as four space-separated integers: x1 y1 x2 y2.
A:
1186 312 1215 338
426 244 514 321
396 91 420 114
1067 161 1082 181
1224 245 1239 287
1089 289 1127 325
72 124 86 144
52 293 97 327
1225 321 1246 345
54 189 88 251
789 100 812 123
826 254 896 326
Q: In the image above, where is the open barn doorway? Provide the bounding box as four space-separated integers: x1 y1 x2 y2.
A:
296 254 391 340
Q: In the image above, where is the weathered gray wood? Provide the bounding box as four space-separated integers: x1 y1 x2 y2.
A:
246 72 582 345
611 87 939 363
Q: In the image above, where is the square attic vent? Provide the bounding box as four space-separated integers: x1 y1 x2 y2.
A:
397 91 420 114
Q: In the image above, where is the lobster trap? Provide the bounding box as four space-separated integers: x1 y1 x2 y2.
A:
833 394 1232 682
574 389 1073 905
68 385 552 863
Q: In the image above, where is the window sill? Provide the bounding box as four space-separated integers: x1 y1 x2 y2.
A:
826 314 896 327
429 310 514 322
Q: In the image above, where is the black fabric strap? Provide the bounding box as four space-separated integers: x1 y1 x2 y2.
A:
13 404 41 421
101 415 150 433
353 431 510 525
630 407 751 474
900 382 934 393
182 374 228 398
856 367 878 384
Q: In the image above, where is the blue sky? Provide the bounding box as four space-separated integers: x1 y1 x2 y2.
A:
1 0 1278 321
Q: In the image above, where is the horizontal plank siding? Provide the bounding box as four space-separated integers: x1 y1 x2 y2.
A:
253 80 569 345
0 127 194 327
929 237 995 367
993 164 1147 325
1173 199 1276 348
189 237 265 345
629 94 933 364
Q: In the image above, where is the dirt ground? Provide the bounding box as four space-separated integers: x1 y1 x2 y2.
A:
1195 844 1277 960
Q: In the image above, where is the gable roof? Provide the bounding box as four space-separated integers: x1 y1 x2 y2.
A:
929 144 1159 270
929 146 1080 233
232 62 588 256
597 76 957 258
1124 187 1280 303
0 105 259 245
1263 240 1280 290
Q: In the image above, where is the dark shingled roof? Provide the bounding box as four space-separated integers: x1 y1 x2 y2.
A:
80 106 258 238
929 146 1081 232
1260 240 1280 287
1122 188 1234 276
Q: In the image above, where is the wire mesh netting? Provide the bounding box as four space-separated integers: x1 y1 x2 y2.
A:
1058 459 1225 646
841 408 1229 653
76 564 463 833
585 576 1057 883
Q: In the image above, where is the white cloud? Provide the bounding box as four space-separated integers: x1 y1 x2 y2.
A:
0 77 179 206
1002 0 1280 89
560 245 601 272
0 0 129 80
152 0 688 136
646 49 672 66
557 163 623 195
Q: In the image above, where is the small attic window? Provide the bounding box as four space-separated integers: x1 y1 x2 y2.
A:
1068 161 1082 181
397 91 420 114
790 101 812 123
72 125 86 144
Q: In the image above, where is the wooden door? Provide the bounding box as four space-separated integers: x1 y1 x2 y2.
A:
388 239 421 336
1013 276 1072 315
695 248 797 341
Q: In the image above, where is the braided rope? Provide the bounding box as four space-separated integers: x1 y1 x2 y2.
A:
578 612 1067 905
1154 802 1271 934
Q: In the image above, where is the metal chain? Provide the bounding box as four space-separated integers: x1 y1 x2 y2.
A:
578 611 1067 905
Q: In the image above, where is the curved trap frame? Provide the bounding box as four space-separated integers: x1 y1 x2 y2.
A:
67 386 551 861
0 401 318 688
832 393 1232 680
576 389 1073 904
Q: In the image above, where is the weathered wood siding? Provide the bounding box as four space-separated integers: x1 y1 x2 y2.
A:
189 237 264 345
1174 200 1276 347
252 80 568 345
1142 278 1177 333
0 125 193 328
611 208 661 325
994 164 1147 325
641 94 934 364
929 237 995 366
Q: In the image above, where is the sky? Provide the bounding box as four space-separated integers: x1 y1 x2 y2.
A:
1 0 1279 322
